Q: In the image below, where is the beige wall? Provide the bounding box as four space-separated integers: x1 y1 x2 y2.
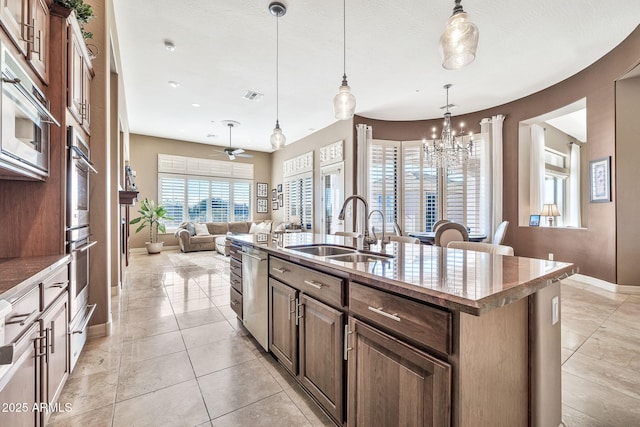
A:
616 72 640 285
128 134 272 248
269 119 355 233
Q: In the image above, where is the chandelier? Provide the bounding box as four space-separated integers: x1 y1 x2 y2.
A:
423 84 474 168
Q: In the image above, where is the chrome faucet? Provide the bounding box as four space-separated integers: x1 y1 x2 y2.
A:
338 195 377 250
368 209 390 250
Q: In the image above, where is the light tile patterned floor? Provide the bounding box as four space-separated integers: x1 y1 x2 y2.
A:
48 250 640 426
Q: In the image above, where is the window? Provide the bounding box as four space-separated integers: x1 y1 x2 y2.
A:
368 137 487 234
158 154 253 229
285 172 313 230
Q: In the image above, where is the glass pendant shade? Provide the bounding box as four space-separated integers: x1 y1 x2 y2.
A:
439 12 479 70
334 79 356 120
270 121 286 150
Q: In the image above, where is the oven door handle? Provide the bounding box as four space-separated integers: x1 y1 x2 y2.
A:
73 241 97 253
2 73 60 127
69 146 98 174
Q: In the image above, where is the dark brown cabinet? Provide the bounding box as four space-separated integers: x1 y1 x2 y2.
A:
0 322 40 427
346 317 451 427
39 292 69 425
67 15 92 132
0 0 28 54
268 270 344 424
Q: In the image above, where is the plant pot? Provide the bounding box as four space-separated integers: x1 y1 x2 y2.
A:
146 242 164 254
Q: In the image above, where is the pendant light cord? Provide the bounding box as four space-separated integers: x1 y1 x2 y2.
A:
342 0 346 78
276 15 280 122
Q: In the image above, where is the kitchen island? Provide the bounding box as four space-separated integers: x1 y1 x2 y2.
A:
227 233 576 427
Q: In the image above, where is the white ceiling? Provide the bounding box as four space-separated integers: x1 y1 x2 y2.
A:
112 0 640 153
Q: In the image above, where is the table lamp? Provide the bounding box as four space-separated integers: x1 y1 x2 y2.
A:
540 203 560 227
291 215 300 229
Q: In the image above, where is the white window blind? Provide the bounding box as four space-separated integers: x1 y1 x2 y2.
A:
158 154 253 228
402 141 439 233
368 140 399 233
285 172 313 230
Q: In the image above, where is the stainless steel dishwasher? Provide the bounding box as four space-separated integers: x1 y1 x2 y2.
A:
242 247 269 351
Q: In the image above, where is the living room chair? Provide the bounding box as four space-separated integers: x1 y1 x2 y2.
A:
492 221 510 245
432 219 450 232
447 241 514 256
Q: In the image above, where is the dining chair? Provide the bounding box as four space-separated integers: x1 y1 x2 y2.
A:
447 241 514 256
492 221 510 245
432 219 450 232
434 222 468 247
388 235 420 244
334 231 362 238
393 222 402 236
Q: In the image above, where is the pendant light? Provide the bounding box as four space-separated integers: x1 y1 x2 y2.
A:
333 0 356 120
269 2 286 150
439 0 479 70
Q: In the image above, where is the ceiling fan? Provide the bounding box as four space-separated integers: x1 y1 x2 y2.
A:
211 120 253 161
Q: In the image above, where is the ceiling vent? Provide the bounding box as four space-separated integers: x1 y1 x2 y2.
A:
243 90 264 102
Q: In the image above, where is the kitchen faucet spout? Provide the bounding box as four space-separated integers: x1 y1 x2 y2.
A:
338 195 377 250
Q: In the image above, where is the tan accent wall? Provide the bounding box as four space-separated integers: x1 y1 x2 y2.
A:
269 119 355 233
128 133 272 248
616 73 640 286
355 26 640 284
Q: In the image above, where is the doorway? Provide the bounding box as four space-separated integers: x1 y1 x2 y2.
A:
321 162 344 235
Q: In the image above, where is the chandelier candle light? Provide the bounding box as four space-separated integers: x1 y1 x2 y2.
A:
333 0 356 120
423 84 474 169
269 2 286 150
439 0 479 70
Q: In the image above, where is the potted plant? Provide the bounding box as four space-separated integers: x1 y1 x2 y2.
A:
53 0 94 39
130 198 172 254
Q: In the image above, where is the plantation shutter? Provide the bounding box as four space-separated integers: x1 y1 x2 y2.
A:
158 174 186 228
368 140 399 234
233 181 251 221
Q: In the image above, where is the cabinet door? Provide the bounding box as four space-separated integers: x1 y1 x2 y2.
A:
67 27 84 123
40 293 69 425
299 294 344 424
27 0 48 83
268 278 297 375
0 323 40 427
0 0 28 54
346 317 451 427
81 63 91 132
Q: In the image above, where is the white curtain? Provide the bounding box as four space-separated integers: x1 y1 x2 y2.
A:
480 114 505 239
530 124 545 215
355 124 372 233
566 143 581 227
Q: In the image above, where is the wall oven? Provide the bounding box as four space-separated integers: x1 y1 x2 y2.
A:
67 126 96 229
0 43 59 180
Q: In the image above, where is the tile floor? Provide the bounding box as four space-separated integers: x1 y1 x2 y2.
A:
48 250 639 426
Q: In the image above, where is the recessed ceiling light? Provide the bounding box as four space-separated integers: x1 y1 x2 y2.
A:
192 103 200 107
164 40 175 51
168 81 180 87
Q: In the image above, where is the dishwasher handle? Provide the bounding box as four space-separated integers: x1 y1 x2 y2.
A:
242 252 267 262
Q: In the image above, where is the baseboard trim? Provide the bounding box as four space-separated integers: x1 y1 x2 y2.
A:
130 245 180 254
563 273 640 294
88 319 112 338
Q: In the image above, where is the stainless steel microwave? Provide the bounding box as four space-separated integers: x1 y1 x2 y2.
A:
0 43 59 180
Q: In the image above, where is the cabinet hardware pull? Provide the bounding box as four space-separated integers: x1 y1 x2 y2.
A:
295 299 303 325
288 295 296 320
6 309 38 326
368 306 401 322
303 280 323 290
343 324 353 360
31 30 41 55
49 281 69 289
71 304 96 334
272 267 287 274
243 252 266 261
2 77 21 84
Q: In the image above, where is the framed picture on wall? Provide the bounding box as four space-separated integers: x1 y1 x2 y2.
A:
277 184 282 193
257 182 268 198
272 201 279 210
257 198 268 213
278 193 283 207
589 156 611 203
272 189 277 201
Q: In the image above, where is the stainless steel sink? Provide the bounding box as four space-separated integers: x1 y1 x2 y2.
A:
286 244 357 257
328 253 394 263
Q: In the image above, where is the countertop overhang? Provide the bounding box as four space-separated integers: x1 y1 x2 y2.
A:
228 233 576 316
0 254 71 302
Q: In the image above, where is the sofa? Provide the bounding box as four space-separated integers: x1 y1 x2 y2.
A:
175 220 279 255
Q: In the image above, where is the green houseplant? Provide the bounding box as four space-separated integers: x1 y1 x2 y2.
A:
130 198 172 254
53 0 94 39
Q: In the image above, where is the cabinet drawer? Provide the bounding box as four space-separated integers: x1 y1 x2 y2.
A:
5 285 40 345
349 282 451 355
230 272 242 294
41 265 69 311
230 243 242 261
269 257 343 308
230 287 242 319
230 257 242 278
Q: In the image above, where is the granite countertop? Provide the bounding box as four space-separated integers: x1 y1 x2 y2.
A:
229 233 576 316
0 254 71 302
